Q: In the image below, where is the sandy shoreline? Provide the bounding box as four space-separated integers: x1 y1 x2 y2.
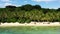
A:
0 22 60 26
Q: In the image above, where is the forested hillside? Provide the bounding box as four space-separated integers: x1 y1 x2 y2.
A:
0 4 60 23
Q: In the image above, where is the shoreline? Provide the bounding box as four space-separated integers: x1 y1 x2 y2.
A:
0 22 60 26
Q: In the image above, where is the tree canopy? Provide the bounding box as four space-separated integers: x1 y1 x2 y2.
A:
0 4 60 23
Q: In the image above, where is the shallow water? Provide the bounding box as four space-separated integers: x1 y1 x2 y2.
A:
0 26 60 34
0 30 60 34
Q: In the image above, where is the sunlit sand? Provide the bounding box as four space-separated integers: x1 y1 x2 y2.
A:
0 22 60 26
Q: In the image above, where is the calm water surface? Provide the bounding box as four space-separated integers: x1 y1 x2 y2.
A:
0 26 60 34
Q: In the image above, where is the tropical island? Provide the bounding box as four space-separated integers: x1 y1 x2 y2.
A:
0 4 60 26
0 0 60 34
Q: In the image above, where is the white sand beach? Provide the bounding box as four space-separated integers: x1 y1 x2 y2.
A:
0 22 60 26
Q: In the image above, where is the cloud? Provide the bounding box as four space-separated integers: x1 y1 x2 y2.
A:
0 3 13 8
4 3 13 6
0 3 21 8
5 3 21 6
32 0 56 2
1 0 11 2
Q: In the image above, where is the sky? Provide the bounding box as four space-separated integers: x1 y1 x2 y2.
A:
0 0 60 9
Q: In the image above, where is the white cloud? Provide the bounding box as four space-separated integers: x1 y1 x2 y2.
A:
0 3 21 8
1 0 11 2
4 3 21 6
4 3 13 6
0 3 13 8
32 0 56 2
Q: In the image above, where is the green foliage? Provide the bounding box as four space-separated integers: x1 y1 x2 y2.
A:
0 4 60 23
33 5 41 10
21 4 33 11
57 8 60 11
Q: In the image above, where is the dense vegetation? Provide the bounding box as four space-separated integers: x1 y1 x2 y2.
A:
0 4 60 23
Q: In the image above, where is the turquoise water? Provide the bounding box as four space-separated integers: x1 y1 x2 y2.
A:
0 26 60 34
